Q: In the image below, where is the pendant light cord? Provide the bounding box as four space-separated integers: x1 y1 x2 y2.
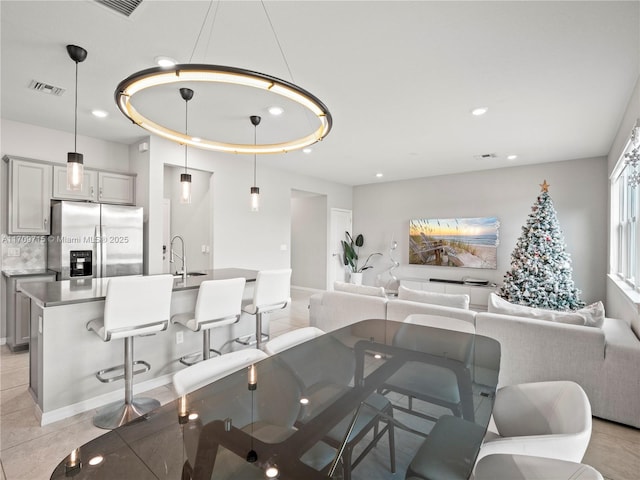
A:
253 124 257 187
184 99 189 174
74 60 78 153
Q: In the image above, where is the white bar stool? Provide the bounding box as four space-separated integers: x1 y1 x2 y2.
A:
239 269 291 350
171 278 246 365
86 274 174 429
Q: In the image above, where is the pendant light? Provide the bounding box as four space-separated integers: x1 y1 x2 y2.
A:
66 45 87 191
179 87 194 204
250 115 261 212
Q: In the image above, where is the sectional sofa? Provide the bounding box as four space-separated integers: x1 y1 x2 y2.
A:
308 287 640 428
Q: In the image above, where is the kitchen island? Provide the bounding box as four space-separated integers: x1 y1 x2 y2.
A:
19 269 259 425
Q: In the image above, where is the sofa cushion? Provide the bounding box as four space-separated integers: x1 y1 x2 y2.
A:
488 293 587 326
577 301 605 328
398 285 470 309
334 281 387 297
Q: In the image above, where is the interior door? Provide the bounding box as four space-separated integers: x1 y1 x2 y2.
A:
329 208 352 289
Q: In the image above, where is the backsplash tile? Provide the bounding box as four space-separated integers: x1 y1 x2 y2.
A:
1 234 47 270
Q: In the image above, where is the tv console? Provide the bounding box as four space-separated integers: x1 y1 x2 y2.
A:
400 278 497 311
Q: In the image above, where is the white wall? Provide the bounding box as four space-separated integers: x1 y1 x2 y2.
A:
291 193 327 289
141 135 352 276
163 165 212 272
353 157 608 305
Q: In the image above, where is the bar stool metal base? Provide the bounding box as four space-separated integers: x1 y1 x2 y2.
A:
93 397 160 430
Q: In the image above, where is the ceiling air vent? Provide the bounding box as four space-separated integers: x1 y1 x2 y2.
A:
473 153 498 160
94 0 143 17
28 80 65 96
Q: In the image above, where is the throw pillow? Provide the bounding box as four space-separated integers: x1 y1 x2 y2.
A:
577 301 605 328
488 293 586 326
333 281 387 297
397 285 470 309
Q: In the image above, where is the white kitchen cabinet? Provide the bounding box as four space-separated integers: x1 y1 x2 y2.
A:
98 171 135 205
399 278 496 311
52 165 98 202
4 272 56 351
7 157 52 234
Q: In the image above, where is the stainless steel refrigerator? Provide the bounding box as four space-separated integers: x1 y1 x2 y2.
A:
47 201 143 280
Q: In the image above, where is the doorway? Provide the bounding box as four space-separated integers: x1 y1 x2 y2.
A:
290 190 327 290
329 208 352 289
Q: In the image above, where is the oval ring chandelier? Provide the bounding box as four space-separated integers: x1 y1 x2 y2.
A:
115 64 332 154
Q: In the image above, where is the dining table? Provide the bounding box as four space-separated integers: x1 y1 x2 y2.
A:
50 318 501 480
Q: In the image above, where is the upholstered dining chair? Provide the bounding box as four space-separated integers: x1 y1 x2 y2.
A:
172 348 268 396
380 313 476 423
172 348 336 479
476 380 593 464
171 277 246 365
267 328 396 480
263 326 325 355
474 453 604 480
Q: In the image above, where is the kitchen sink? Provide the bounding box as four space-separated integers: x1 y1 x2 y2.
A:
173 272 208 278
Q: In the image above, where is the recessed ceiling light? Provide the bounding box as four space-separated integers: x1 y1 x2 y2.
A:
188 412 199 420
88 455 104 466
507 154 518 160
303 148 312 154
91 109 108 118
300 397 310 405
268 106 284 116
154 56 177 68
376 173 383 178
471 107 488 116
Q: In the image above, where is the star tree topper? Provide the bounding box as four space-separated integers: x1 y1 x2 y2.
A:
540 179 550 192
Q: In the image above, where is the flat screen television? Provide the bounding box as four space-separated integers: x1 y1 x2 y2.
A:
409 216 500 269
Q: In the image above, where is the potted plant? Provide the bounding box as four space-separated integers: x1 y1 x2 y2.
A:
341 231 382 284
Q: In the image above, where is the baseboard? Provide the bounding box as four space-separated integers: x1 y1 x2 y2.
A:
291 285 324 293
37 373 174 426
0 337 6 346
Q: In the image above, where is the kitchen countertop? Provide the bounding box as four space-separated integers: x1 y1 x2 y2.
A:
1 269 56 278
18 268 258 307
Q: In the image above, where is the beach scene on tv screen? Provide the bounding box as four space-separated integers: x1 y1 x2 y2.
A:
409 217 500 269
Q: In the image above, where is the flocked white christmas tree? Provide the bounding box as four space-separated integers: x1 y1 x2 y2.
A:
498 180 585 310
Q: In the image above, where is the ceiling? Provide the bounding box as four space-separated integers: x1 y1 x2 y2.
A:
2 1 639 186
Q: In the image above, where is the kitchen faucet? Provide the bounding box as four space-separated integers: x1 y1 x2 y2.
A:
170 235 187 282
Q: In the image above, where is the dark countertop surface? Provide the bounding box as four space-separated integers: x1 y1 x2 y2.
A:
2 269 56 278
18 268 258 307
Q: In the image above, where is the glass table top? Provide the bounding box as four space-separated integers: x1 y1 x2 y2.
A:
51 319 500 479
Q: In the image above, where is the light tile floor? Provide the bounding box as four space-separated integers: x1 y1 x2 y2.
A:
1 288 639 479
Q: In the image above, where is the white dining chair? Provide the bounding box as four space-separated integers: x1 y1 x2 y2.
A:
263 326 325 355
270 329 396 480
172 348 268 396
474 453 604 480
404 313 476 333
171 277 246 365
476 380 593 464
173 348 336 478
380 314 476 422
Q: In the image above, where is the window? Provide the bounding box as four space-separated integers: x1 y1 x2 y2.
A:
612 123 639 291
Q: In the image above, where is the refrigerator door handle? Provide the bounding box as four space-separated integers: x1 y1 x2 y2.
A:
95 225 102 278
101 226 107 278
